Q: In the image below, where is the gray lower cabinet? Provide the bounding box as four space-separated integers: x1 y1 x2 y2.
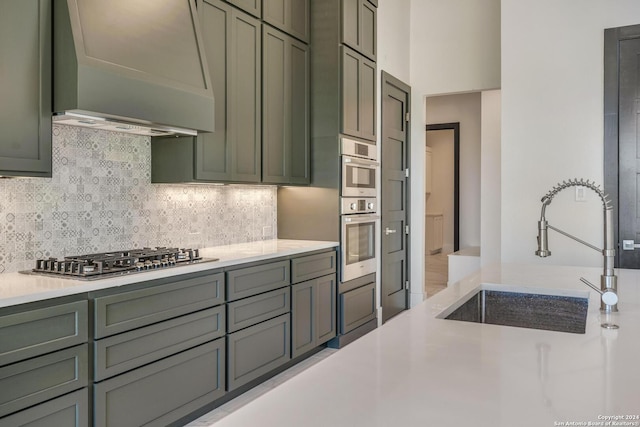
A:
340 282 376 334
0 0 52 177
227 287 290 333
226 260 290 301
291 251 337 284
94 339 225 427
262 25 310 184
227 314 291 391
342 46 376 142
291 274 337 358
263 0 309 43
0 389 88 427
0 344 88 418
152 1 261 184
342 0 377 61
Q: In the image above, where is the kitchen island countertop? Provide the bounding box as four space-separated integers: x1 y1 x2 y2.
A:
211 263 640 427
0 239 338 308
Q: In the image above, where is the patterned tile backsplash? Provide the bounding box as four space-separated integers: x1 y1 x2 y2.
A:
0 124 277 274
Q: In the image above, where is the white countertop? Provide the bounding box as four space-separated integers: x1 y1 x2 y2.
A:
0 239 338 308
213 263 640 427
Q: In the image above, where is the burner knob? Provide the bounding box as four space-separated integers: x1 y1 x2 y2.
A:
135 262 145 271
152 260 161 269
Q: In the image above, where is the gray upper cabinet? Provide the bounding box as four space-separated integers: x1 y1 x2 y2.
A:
263 0 309 43
342 46 376 142
0 0 52 177
342 0 377 61
262 25 310 184
226 0 261 18
152 0 261 183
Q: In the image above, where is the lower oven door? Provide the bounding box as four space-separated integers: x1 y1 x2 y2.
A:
341 214 378 282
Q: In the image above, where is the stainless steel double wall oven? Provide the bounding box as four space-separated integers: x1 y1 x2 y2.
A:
340 137 379 282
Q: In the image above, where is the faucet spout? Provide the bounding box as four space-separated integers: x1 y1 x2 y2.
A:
535 178 618 313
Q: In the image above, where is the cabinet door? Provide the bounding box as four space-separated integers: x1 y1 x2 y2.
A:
342 0 377 61
291 280 314 358
227 314 290 391
340 282 375 334
0 0 52 177
291 274 336 358
227 0 261 18
262 26 309 184
94 340 225 427
341 46 376 142
263 0 309 43
198 1 261 182
0 389 88 427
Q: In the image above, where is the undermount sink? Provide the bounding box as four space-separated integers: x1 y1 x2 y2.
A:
439 288 589 334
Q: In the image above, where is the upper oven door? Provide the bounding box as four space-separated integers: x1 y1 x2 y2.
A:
341 156 378 197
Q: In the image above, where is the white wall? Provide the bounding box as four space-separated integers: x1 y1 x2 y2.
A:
426 93 482 249
481 90 501 266
501 0 640 267
426 130 455 253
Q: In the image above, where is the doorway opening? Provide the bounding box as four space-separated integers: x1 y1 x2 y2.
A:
425 123 460 297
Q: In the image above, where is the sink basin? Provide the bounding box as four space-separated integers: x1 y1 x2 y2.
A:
440 289 588 334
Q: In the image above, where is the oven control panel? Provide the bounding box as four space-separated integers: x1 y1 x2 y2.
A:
341 197 377 214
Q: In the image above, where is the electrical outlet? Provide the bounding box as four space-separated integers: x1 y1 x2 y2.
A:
262 226 273 238
575 186 587 202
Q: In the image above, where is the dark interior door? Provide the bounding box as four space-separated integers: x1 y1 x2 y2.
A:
605 25 640 269
381 72 410 322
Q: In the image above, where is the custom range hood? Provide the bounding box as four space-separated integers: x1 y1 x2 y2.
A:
53 0 214 136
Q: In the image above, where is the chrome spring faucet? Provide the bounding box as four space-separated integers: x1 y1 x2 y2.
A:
535 178 619 314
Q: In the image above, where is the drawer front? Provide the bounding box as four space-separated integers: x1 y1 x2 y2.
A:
340 282 376 334
0 344 88 418
227 287 290 333
0 300 88 367
226 260 289 301
94 339 225 427
227 314 290 391
94 272 224 338
95 305 226 381
0 388 88 427
291 250 336 284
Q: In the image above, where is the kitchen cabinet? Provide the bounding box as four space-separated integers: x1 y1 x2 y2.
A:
91 271 226 427
0 297 88 425
292 274 337 358
340 281 376 334
342 46 377 142
0 0 52 177
227 0 261 18
152 0 261 183
342 0 377 61
263 0 309 42
262 25 310 184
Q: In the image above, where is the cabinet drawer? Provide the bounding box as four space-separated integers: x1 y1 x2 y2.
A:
94 272 224 338
227 288 290 333
0 344 88 418
227 314 290 391
340 283 376 334
291 251 337 284
0 388 88 427
0 300 88 367
94 339 225 427
226 260 289 301
94 306 225 381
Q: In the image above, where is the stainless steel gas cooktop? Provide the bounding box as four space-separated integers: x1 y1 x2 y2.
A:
23 247 217 280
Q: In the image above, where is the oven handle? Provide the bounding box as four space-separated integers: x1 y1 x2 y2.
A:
342 156 380 168
343 214 380 223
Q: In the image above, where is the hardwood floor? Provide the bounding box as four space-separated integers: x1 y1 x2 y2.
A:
425 251 448 298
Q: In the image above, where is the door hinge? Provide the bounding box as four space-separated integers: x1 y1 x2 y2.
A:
405 112 410 122
405 225 410 235
405 168 410 178
405 280 410 290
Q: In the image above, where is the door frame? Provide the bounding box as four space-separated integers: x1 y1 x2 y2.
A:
603 24 640 268
425 123 460 252
380 70 411 321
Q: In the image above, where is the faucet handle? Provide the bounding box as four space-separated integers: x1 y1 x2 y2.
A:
579 277 619 306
